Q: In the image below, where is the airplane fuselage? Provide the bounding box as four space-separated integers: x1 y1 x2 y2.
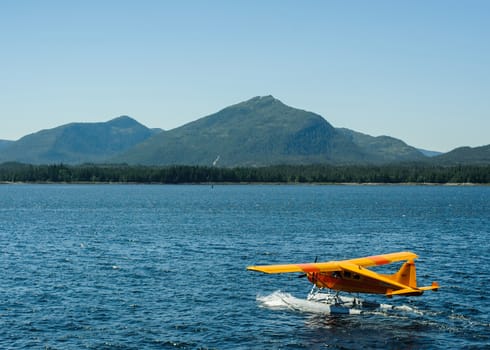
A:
307 270 425 296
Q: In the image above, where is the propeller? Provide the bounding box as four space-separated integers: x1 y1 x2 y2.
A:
298 256 318 279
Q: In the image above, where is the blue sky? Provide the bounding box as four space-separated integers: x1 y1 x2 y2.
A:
1 0 489 152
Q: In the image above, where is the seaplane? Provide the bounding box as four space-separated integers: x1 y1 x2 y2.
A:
247 251 439 314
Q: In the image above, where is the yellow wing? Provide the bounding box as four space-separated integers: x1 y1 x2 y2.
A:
247 261 340 274
247 251 417 274
345 251 418 267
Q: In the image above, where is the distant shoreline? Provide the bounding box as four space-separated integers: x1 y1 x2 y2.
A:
1 163 488 184
1 181 487 186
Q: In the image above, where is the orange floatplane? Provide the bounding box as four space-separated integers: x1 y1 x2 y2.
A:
247 251 439 297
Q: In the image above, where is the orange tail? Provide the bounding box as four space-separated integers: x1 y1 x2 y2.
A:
388 259 439 295
391 259 418 288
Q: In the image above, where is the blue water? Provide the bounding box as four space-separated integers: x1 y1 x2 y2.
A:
0 184 489 349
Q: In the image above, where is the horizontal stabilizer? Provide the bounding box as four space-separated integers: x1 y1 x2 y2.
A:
419 281 439 292
386 288 422 296
386 282 439 296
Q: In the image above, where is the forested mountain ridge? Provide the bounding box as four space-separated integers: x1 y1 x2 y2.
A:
115 96 352 165
335 128 426 163
114 96 426 166
433 145 490 165
1 96 488 166
0 140 14 151
0 116 160 164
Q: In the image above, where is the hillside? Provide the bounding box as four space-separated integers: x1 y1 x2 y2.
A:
0 140 13 151
115 96 426 166
3 96 486 167
336 128 426 163
433 145 490 165
0 116 159 164
418 148 443 157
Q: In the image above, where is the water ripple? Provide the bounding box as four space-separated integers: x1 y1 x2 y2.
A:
0 184 488 349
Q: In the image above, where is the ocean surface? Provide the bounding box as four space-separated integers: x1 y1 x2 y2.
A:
0 184 489 349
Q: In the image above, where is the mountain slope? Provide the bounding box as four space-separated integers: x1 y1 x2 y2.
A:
336 128 426 163
0 140 14 151
116 96 349 166
0 116 158 164
433 144 490 165
1 96 449 166
418 148 443 157
115 96 425 166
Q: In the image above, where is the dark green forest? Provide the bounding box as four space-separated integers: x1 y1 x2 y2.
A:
0 162 488 184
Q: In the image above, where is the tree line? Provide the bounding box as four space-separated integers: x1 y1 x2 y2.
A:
0 162 488 184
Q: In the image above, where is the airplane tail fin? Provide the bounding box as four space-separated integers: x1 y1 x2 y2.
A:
387 260 439 296
391 259 418 289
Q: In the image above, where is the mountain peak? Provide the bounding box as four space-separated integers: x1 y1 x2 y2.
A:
0 115 155 164
251 95 276 101
116 95 343 166
245 95 281 106
108 115 140 127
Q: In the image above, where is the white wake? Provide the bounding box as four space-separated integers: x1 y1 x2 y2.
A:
257 290 423 316
257 291 360 315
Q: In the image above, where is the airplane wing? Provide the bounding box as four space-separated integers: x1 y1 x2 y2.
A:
247 251 417 275
345 251 418 267
247 261 340 274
